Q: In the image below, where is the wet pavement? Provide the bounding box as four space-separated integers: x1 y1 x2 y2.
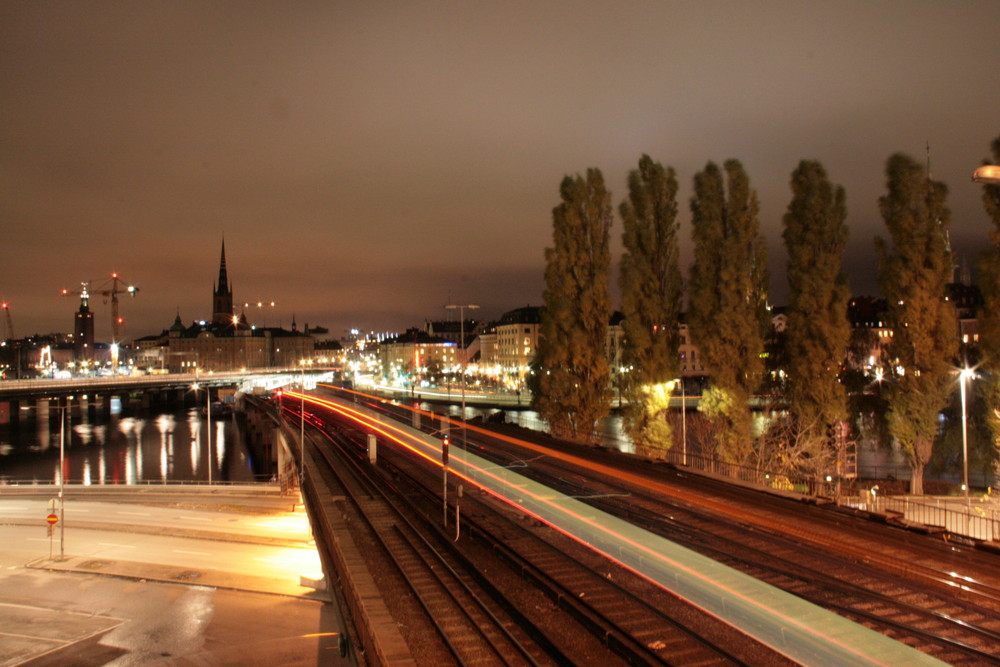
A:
0 485 352 666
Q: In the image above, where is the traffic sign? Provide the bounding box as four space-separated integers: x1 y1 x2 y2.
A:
46 513 58 525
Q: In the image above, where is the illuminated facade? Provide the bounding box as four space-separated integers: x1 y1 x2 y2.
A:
491 306 541 381
143 240 314 372
166 317 312 372
378 328 457 380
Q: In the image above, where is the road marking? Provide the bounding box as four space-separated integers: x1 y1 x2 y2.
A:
0 505 28 511
182 516 212 522
116 511 150 517
65 508 90 513
98 542 135 549
26 538 49 542
173 550 212 556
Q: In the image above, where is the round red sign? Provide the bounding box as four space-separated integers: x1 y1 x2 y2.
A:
46 513 58 525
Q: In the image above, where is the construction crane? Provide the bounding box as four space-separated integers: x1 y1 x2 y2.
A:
1 301 13 342
104 272 139 344
61 272 140 344
1 301 21 379
62 273 139 374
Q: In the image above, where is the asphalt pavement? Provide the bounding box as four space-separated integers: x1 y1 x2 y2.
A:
0 485 352 666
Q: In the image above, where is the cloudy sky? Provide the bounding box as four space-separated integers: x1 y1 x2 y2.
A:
2 1 999 342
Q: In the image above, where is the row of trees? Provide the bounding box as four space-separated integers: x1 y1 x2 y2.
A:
532 136 1000 495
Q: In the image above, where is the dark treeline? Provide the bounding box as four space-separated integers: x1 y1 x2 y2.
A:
532 136 1000 495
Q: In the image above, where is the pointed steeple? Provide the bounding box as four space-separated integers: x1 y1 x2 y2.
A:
217 238 229 294
212 238 234 325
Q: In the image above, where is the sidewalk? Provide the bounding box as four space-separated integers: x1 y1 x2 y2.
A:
0 486 349 666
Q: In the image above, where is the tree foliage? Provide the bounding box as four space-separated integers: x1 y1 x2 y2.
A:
688 160 769 464
782 160 851 447
618 155 682 453
533 169 613 443
757 413 836 482
975 135 1000 474
875 153 958 495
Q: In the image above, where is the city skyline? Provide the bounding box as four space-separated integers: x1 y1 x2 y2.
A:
3 2 999 342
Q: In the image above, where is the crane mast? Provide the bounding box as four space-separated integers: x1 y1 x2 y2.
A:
61 273 139 374
1 301 13 341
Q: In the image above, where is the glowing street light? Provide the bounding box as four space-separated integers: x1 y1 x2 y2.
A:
959 367 975 501
972 164 1000 185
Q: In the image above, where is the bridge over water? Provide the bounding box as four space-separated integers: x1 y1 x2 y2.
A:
0 371 328 425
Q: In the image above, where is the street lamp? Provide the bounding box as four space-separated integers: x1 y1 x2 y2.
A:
299 360 306 487
57 397 68 559
245 300 277 327
674 377 687 466
959 367 974 501
192 382 211 485
444 303 479 454
972 164 1000 185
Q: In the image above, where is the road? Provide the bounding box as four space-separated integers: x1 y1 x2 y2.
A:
0 486 351 666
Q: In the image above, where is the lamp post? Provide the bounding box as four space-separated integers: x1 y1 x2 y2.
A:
192 382 211 484
959 367 974 501
972 164 1000 185
58 397 67 559
245 300 277 327
300 360 306 487
444 303 478 454
675 377 687 466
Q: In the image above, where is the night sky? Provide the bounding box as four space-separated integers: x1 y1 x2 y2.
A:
3 1 999 343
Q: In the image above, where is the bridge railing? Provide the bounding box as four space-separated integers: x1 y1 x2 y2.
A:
841 494 1000 542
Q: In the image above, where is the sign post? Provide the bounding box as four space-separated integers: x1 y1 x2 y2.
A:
46 510 58 559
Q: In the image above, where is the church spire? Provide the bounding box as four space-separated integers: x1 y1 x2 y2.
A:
217 238 229 294
212 238 234 325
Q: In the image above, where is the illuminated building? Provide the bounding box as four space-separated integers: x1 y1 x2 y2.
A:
142 240 314 372
72 284 95 361
378 328 457 381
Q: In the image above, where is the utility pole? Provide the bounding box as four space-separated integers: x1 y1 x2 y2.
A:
59 397 66 559
300 362 306 488
445 304 478 452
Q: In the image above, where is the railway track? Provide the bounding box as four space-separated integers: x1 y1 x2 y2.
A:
308 410 790 665
455 421 1000 665
304 419 560 666
317 390 1000 664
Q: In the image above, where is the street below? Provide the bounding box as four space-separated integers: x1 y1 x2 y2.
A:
0 485 347 666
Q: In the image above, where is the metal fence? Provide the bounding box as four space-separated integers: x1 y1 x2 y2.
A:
841 494 1000 542
643 443 1000 543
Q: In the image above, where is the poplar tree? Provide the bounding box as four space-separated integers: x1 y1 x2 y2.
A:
975 135 1000 470
875 153 957 496
533 169 612 443
782 160 850 456
618 155 682 453
688 160 769 464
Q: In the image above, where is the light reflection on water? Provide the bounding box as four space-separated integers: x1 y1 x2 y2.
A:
0 406 256 485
